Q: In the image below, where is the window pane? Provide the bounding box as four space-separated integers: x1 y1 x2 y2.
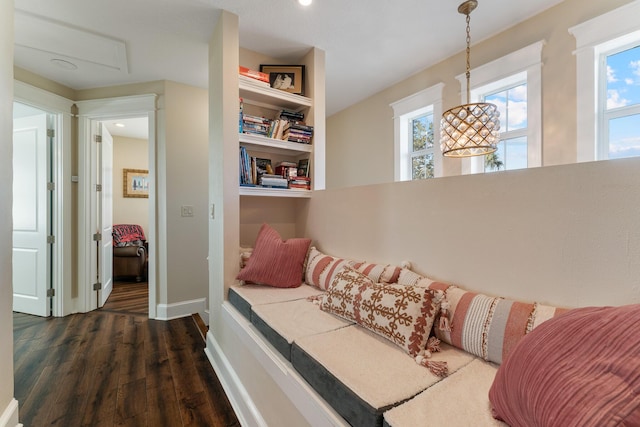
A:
609 113 640 159
485 83 527 132
411 114 434 152
606 44 640 110
412 154 434 180
504 136 528 170
484 136 527 172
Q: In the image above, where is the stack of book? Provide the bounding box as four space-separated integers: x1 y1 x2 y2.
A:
239 66 270 87
241 113 272 137
279 110 314 144
289 176 311 190
275 161 298 179
260 174 288 188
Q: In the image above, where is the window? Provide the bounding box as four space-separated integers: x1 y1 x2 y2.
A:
456 41 544 175
409 110 435 179
391 83 444 181
601 44 640 160
570 1 640 162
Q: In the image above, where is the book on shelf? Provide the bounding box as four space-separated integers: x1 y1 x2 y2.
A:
239 66 270 85
297 158 310 177
289 176 311 190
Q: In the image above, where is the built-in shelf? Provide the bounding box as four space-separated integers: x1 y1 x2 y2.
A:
239 186 312 198
239 80 312 111
239 133 312 156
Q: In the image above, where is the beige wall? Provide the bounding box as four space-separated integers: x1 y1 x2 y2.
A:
326 0 634 189
113 135 150 236
1 0 15 419
300 157 640 308
164 81 210 304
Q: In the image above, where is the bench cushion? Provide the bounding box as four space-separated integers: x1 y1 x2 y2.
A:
292 326 475 427
384 359 506 427
251 298 352 360
227 283 323 320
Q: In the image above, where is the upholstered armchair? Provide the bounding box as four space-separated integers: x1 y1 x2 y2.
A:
113 224 147 282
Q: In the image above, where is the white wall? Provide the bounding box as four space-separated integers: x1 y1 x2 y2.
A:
0 0 19 425
113 135 149 235
299 157 640 308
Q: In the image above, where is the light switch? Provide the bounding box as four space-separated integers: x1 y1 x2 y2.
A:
181 205 194 217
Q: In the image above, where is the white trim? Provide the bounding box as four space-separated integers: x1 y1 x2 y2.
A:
156 298 207 321
455 41 545 173
207 303 348 426
205 328 268 427
0 399 21 427
76 95 158 317
569 1 640 162
390 83 444 180
14 81 73 317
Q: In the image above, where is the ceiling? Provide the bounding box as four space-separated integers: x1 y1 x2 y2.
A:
14 0 564 128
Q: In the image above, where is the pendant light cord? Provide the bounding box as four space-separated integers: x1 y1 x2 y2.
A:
465 12 472 104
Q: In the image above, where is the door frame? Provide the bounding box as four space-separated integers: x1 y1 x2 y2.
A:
77 95 158 317
14 81 73 317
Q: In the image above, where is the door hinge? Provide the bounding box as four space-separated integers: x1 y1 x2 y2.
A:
47 235 55 244
93 232 102 241
95 135 102 143
47 288 55 297
47 129 55 138
96 184 103 192
47 182 55 191
93 282 102 291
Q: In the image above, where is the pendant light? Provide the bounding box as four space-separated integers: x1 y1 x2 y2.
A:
441 0 500 157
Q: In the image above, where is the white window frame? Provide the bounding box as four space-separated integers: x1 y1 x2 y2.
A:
569 1 640 162
455 41 544 174
391 83 444 181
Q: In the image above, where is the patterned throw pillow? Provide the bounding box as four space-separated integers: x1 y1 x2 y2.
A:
236 223 311 288
305 247 403 290
321 266 442 358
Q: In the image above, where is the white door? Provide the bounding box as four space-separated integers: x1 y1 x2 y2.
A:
13 113 50 317
98 123 114 307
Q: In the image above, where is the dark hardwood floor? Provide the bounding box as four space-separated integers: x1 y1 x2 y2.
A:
13 280 239 427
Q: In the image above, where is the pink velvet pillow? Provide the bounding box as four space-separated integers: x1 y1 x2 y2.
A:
489 304 640 426
237 224 311 288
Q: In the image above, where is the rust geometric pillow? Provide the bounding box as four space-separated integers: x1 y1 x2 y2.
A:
321 266 442 358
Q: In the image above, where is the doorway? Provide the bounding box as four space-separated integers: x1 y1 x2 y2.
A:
76 94 158 318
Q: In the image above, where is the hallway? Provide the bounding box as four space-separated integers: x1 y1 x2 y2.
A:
12 284 239 426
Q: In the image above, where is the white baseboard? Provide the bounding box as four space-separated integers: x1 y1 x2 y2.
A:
0 399 21 427
156 297 206 321
200 309 210 325
205 331 267 427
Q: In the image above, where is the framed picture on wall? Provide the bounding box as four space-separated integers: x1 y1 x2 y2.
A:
259 64 305 95
123 168 149 198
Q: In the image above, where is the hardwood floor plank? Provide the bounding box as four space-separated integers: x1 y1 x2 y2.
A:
13 282 239 427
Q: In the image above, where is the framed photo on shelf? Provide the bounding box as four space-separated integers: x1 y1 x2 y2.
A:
123 168 149 198
259 64 305 95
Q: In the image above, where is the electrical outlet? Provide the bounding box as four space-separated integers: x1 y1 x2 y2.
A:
181 205 194 217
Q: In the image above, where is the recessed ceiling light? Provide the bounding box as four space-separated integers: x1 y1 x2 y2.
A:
115 123 125 128
299 0 312 6
50 58 78 70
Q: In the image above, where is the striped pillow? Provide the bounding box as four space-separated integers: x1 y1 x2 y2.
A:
396 268 566 364
489 304 640 426
304 247 402 290
433 285 567 364
236 223 311 288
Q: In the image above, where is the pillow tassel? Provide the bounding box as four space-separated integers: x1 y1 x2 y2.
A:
414 344 448 377
439 299 452 332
